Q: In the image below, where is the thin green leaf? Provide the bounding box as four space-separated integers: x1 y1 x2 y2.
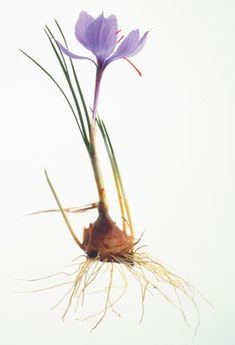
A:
54 19 91 132
19 48 84 140
44 25 68 74
44 169 82 248
44 27 89 149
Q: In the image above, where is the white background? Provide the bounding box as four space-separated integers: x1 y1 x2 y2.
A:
0 0 235 344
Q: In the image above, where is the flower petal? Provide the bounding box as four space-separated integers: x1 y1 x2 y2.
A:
56 41 97 65
106 14 118 34
127 31 149 57
85 14 117 62
75 11 94 49
106 30 149 65
108 30 139 60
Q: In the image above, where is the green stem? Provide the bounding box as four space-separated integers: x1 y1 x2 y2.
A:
88 68 109 211
89 123 108 210
97 119 135 237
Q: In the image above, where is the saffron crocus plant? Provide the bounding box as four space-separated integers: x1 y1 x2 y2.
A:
21 11 200 330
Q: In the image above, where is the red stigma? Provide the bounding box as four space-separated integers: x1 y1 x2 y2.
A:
123 57 142 77
116 35 124 44
115 29 124 44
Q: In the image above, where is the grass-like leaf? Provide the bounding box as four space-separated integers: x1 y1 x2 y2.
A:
54 19 91 133
44 25 90 149
19 48 84 141
20 21 93 152
44 169 82 248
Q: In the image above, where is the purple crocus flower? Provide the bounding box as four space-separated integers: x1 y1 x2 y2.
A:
57 11 148 73
57 11 148 118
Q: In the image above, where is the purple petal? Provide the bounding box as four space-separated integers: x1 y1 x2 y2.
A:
108 30 139 61
85 14 117 61
75 11 94 49
56 41 97 65
106 14 118 34
106 30 149 65
127 31 149 57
